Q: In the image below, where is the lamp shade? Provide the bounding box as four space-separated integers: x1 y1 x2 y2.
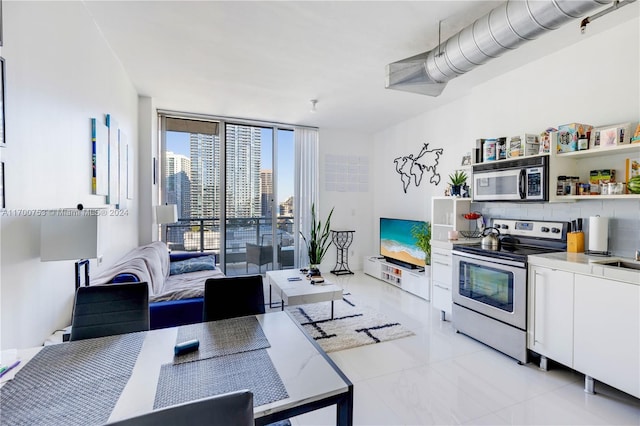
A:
155 204 178 224
41 214 102 261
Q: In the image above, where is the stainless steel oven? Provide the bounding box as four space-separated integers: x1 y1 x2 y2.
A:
451 219 568 364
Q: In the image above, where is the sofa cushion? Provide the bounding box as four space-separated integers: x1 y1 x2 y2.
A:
170 255 216 276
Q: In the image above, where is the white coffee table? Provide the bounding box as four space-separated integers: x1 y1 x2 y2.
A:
266 270 344 319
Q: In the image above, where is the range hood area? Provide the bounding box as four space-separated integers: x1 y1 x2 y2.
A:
386 0 634 97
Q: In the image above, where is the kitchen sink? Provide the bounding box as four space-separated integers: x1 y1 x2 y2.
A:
599 260 640 271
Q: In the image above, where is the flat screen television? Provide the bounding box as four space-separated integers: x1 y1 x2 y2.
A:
380 217 426 269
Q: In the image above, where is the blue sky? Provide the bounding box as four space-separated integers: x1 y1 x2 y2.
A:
166 128 294 203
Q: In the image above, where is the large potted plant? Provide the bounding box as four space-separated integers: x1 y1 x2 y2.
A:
300 204 334 276
410 221 431 267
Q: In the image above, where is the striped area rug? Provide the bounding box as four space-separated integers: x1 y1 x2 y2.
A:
286 293 414 353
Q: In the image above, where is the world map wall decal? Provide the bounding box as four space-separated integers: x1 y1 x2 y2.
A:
393 143 444 193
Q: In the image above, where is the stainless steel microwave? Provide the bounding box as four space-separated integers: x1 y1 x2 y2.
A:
472 156 548 202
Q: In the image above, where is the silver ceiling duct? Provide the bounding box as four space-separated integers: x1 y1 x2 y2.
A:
386 0 616 96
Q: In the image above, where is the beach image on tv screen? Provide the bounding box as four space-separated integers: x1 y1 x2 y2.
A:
380 218 425 267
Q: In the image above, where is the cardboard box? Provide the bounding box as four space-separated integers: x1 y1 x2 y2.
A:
589 169 616 184
539 129 556 154
509 134 538 158
557 123 593 153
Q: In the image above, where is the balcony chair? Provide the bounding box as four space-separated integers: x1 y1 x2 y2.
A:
106 390 254 426
203 275 266 321
246 242 274 273
70 282 150 341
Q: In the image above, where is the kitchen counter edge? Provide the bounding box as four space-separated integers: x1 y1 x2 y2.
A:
528 252 640 285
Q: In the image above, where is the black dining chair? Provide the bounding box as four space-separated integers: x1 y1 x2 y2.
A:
203 275 266 322
105 390 254 426
70 282 150 341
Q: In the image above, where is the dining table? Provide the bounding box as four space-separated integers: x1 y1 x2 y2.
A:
0 311 353 426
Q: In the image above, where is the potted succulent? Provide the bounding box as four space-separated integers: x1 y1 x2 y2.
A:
410 221 431 266
300 204 334 276
449 170 468 197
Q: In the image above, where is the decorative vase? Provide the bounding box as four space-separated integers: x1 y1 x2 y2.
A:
451 184 462 196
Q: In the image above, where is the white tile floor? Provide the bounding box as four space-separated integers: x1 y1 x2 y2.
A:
278 271 640 426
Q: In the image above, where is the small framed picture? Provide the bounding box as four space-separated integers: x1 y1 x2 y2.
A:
461 152 472 166
594 127 618 148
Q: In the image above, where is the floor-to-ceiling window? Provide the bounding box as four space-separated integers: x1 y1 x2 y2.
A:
159 113 296 277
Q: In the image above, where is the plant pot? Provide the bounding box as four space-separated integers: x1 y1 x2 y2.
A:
451 184 462 196
308 266 321 277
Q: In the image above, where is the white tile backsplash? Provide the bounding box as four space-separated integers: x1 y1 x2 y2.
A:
473 199 640 258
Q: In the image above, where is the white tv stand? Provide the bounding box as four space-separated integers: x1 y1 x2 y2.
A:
363 256 429 300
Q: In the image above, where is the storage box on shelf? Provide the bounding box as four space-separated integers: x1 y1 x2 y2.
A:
363 256 429 300
550 140 640 202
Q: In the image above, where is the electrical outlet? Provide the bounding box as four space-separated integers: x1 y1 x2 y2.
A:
97 255 103 265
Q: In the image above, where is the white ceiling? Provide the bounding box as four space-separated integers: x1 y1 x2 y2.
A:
81 1 633 133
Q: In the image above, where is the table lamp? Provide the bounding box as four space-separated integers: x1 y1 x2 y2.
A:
155 204 178 244
41 213 102 290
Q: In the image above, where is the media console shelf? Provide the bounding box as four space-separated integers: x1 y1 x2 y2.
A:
363 256 429 300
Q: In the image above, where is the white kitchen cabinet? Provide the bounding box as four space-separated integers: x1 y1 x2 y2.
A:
431 246 453 320
363 256 429 300
573 274 640 399
431 197 473 241
527 265 575 368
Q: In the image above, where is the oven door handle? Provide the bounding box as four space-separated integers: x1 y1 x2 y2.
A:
451 250 526 268
518 168 526 199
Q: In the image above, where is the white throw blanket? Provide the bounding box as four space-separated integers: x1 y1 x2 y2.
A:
91 241 224 301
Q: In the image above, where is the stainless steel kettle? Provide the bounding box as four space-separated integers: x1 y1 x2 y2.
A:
481 227 501 249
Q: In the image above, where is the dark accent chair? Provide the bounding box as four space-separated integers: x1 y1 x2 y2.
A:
203 275 266 321
70 282 150 341
246 243 273 273
105 390 254 426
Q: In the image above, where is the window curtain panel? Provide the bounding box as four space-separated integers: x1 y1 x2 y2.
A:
294 127 319 268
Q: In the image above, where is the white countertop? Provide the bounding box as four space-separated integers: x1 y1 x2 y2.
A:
431 238 480 250
529 252 640 285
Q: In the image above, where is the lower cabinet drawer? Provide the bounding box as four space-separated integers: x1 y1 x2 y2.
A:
432 282 452 315
432 261 452 284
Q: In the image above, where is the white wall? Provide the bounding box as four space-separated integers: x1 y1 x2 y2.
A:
0 2 140 349
318 129 374 272
138 96 160 245
370 12 640 258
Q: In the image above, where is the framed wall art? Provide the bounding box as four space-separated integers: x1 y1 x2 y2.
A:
1 161 5 208
0 0 3 47
1 57 5 146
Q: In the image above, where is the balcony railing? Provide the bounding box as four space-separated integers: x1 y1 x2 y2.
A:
165 216 294 254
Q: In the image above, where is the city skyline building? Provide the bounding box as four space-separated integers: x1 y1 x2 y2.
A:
189 133 221 219
260 169 273 218
165 151 191 219
225 124 262 219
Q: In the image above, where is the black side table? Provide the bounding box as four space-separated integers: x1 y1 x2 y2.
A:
330 230 355 275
